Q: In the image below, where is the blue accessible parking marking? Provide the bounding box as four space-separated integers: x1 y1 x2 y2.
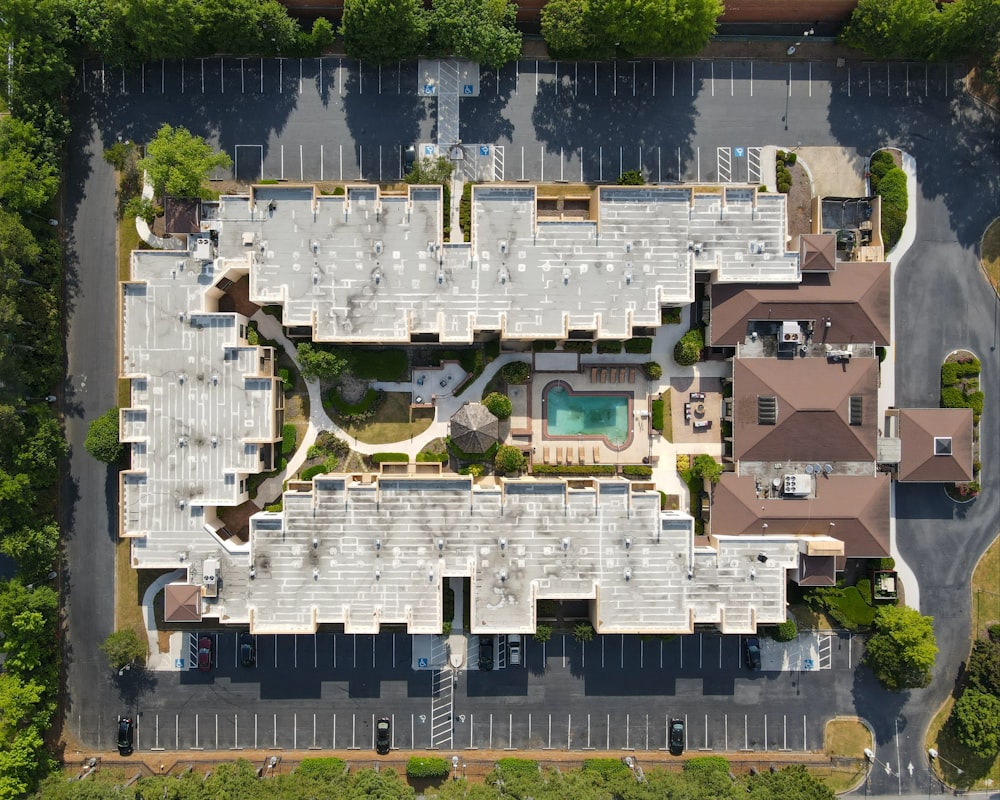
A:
734 147 745 158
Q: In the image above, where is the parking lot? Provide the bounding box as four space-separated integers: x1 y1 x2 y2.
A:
77 57 962 186
87 631 861 755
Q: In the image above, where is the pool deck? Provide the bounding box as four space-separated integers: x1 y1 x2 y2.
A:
529 370 654 467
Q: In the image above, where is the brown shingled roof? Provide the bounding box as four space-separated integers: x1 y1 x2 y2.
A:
733 357 878 463
712 473 890 558
897 408 974 482
710 261 891 346
164 582 202 623
799 234 837 272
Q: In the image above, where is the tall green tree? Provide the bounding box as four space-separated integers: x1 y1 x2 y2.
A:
296 343 348 381
841 0 937 58
541 0 610 60
139 124 232 200
865 605 938 691
84 407 124 464
100 629 147 671
952 690 1000 758
341 0 429 63
0 118 59 213
429 0 522 69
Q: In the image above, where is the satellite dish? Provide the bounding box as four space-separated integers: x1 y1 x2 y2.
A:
823 464 833 474
805 464 814 474
813 463 823 474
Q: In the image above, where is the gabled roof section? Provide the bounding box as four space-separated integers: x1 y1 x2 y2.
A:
710 261 891 346
897 408 974 482
733 357 878 463
712 473 891 558
799 234 837 272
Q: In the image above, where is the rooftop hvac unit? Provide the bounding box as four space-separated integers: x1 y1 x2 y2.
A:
203 559 220 597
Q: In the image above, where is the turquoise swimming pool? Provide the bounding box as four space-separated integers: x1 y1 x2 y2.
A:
544 382 630 446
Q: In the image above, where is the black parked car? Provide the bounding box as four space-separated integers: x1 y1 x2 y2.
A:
744 636 761 670
239 633 256 667
376 717 391 755
668 718 685 755
479 637 494 671
117 715 134 756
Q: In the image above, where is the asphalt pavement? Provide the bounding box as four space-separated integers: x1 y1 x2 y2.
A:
63 52 999 796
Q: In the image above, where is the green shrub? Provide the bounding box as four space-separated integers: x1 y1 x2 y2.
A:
329 387 380 419
442 620 452 636
301 464 328 481
941 386 967 408
773 617 798 642
622 465 653 478
459 463 485 477
484 338 501 361
533 624 553 642
988 624 1000 643
617 170 645 185
246 326 260 345
406 756 450 778
661 306 683 324
530 464 617 475
691 454 723 483
278 367 293 392
501 361 531 384
459 181 474 242
264 500 283 512
562 340 593 354
880 204 907 251
651 398 664 431
643 361 663 380
297 757 346 780
877 168 908 212
624 337 653 354
281 423 297 457
877 557 896 570
531 340 557 352
371 452 409 463
573 622 595 642
483 392 513 420
416 451 449 463
967 391 984 418
673 328 704 366
856 577 873 605
85 407 124 463
941 362 961 386
495 759 539 780
597 340 623 354
582 758 631 779
495 444 527 474
314 431 350 458
868 150 895 192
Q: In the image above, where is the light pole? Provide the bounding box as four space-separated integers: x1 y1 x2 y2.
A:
928 747 963 776
864 747 893 776
786 28 815 56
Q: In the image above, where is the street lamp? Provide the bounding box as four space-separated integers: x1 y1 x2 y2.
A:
928 748 963 775
786 28 815 56
864 748 893 776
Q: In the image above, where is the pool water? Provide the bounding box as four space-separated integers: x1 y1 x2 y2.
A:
545 384 629 444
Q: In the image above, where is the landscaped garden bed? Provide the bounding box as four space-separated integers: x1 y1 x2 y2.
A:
941 350 983 501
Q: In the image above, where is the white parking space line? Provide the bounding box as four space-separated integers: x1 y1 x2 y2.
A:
141 62 145 94
273 634 278 669
220 57 224 93
750 61 753 97
300 58 303 94
710 61 714 97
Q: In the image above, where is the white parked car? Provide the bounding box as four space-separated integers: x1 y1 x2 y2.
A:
508 634 521 666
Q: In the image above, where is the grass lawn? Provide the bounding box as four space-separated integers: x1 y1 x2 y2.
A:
982 218 1000 294
338 392 435 444
810 764 868 794
118 215 145 282
825 718 871 759
972 534 1000 637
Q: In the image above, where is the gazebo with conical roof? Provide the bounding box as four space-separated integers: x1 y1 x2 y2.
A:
450 403 500 453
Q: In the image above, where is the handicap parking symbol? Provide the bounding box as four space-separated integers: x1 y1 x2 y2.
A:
174 658 185 669
423 145 436 156
479 145 490 157
423 84 435 95
803 658 814 670
734 147 745 158
417 657 428 668
463 85 474 95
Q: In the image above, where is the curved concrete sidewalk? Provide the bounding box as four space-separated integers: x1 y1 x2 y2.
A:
142 568 187 671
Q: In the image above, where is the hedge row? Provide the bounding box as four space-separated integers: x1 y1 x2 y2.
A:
345 349 409 381
406 757 450 778
651 398 665 431
416 452 449 463
281 423 297 457
624 337 653 354
371 452 409 463
530 464 617 475
622 465 653 478
301 464 329 481
562 340 594 354
597 340 623 354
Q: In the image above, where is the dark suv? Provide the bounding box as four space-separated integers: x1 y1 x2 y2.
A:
668 718 685 755
117 715 134 756
479 637 494 671
744 636 761 671
375 717 391 754
239 633 256 667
